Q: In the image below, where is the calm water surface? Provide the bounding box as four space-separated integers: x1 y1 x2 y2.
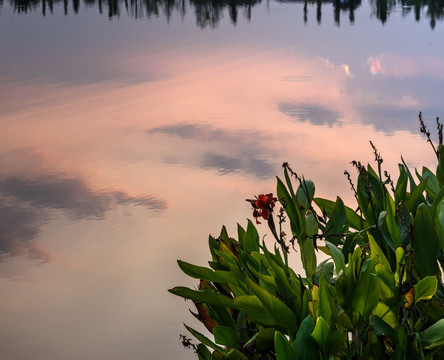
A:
1 0 444 358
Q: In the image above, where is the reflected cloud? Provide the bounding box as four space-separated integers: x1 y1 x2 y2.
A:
367 54 444 79
357 106 442 133
0 173 167 260
278 103 341 126
0 175 166 218
321 58 354 78
148 123 276 178
0 203 49 261
201 152 274 178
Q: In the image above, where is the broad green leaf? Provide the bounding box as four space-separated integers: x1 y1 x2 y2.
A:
401 156 417 193
405 178 428 213
436 144 444 187
430 185 444 217
373 301 397 328
352 258 380 319
375 263 395 290
395 247 406 284
324 197 348 245
232 296 277 326
413 203 440 277
275 331 298 360
422 166 440 197
213 250 239 268
196 344 211 360
247 264 277 288
385 195 401 248
414 276 438 304
213 326 239 348
247 278 298 334
437 201 444 251
294 316 317 360
318 272 332 324
255 327 276 353
284 166 296 198
177 260 240 285
314 197 367 230
296 179 315 210
277 176 304 237
266 257 302 323
325 241 346 274
305 211 318 237
224 348 249 360
395 326 407 360
244 220 260 253
210 351 224 360
210 304 236 330
185 324 226 353
311 316 330 353
299 236 317 278
368 234 391 271
237 223 246 252
395 164 408 205
420 319 444 349
169 287 236 309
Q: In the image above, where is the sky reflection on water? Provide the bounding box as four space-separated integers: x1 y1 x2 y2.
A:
0 0 444 359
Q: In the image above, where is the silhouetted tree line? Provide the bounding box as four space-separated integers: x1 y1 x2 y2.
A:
1 0 444 27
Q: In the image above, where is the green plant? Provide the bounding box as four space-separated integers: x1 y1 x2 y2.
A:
169 113 444 359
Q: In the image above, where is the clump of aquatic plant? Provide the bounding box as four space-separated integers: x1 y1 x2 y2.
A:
169 113 444 359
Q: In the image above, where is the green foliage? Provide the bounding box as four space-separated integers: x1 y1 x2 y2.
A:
170 119 444 359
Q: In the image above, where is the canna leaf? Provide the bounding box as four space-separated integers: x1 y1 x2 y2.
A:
405 178 428 214
325 241 346 274
420 319 444 349
275 331 298 360
413 203 440 278
314 197 367 230
233 296 278 326
436 144 444 188
352 258 380 319
177 260 241 285
277 176 305 237
169 287 236 309
294 316 317 360
185 324 226 353
324 197 348 245
247 278 298 334
422 166 440 198
244 220 260 253
395 163 408 205
310 316 330 354
385 195 401 248
414 276 438 304
369 233 391 271
296 179 315 210
318 271 333 324
213 326 240 348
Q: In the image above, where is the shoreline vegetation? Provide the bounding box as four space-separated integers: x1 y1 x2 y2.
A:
3 0 444 28
170 113 444 359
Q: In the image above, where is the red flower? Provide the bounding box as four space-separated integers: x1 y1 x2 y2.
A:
246 193 277 224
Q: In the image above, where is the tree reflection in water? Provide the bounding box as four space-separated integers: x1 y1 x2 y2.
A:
2 0 444 28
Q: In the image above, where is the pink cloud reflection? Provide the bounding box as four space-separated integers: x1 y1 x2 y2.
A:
368 53 444 78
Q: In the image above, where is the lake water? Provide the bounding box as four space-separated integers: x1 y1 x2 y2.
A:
1 0 443 359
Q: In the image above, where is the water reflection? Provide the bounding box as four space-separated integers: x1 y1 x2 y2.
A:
278 103 341 126
3 0 444 27
0 172 167 260
3 0 260 27
148 123 277 178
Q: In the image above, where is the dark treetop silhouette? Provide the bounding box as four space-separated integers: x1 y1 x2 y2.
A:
2 0 444 28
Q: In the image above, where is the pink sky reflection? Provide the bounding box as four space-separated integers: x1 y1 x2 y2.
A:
0 43 438 360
